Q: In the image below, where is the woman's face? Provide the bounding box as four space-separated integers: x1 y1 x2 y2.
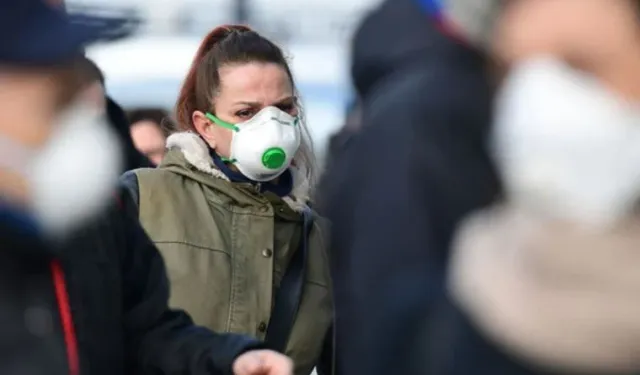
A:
192 62 297 159
494 0 640 99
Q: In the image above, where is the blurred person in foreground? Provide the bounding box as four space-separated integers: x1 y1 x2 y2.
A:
120 25 334 375
128 108 169 166
319 0 502 374
324 0 640 374
0 2 293 375
450 0 640 374
76 56 154 171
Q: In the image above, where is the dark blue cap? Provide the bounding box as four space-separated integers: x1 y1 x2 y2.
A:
0 0 129 65
415 0 442 17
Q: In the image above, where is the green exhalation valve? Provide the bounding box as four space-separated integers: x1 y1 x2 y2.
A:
261 147 286 169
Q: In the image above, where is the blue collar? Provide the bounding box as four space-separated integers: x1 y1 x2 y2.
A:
210 152 294 198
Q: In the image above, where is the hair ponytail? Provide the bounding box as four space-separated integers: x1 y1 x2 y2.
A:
175 24 251 131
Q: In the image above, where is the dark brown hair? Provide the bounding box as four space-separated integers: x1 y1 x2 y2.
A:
76 56 105 87
174 24 295 132
52 58 88 110
128 107 168 125
128 107 170 136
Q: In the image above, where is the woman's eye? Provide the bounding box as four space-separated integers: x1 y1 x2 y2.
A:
235 109 253 118
278 103 295 114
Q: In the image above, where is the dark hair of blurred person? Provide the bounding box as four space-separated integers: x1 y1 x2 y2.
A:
127 108 168 165
119 25 333 375
77 55 105 85
0 2 292 375
75 56 106 110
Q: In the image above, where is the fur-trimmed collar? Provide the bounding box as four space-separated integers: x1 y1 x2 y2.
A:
165 132 310 212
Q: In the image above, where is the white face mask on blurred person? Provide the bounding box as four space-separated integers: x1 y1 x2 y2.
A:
0 99 122 236
492 57 640 227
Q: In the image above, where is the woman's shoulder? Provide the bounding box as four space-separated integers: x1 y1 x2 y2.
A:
121 166 189 188
118 167 184 211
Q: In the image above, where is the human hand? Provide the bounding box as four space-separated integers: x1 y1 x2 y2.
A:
232 350 293 375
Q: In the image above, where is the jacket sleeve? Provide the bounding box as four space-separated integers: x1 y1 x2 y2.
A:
315 325 336 375
114 188 263 375
119 170 140 216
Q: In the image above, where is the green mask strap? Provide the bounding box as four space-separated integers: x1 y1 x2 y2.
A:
205 112 238 163
205 112 240 132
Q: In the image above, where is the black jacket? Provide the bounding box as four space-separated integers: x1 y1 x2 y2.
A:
317 0 548 374
0 189 261 375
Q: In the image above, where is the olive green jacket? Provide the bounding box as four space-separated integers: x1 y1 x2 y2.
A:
125 133 333 375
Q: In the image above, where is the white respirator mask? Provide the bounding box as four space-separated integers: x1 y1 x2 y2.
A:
0 99 122 236
492 57 640 226
206 106 301 182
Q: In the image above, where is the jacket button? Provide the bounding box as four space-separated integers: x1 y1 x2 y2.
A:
261 248 273 258
258 322 267 332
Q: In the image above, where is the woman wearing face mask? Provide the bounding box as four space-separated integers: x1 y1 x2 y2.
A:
120 25 333 375
450 0 640 374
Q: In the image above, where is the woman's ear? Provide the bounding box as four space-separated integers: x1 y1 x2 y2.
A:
192 110 217 149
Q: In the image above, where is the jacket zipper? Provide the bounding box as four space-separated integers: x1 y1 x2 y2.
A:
50 259 80 375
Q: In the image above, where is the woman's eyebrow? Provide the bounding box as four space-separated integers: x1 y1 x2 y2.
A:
274 96 294 103
233 100 261 107
233 96 295 106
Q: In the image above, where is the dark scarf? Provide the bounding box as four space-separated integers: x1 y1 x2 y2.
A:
210 151 293 197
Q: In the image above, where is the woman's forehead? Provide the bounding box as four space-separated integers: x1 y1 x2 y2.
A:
218 62 293 103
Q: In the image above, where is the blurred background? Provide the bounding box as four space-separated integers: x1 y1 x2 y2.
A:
67 0 382 162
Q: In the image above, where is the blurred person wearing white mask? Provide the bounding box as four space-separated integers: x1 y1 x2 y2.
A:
450 1 640 374
0 2 294 375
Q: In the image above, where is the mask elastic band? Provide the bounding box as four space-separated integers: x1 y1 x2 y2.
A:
205 113 239 132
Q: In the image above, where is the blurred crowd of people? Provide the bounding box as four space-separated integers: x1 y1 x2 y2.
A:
3 0 640 375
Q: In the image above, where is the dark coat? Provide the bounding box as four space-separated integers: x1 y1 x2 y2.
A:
0 188 261 375
316 0 550 374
